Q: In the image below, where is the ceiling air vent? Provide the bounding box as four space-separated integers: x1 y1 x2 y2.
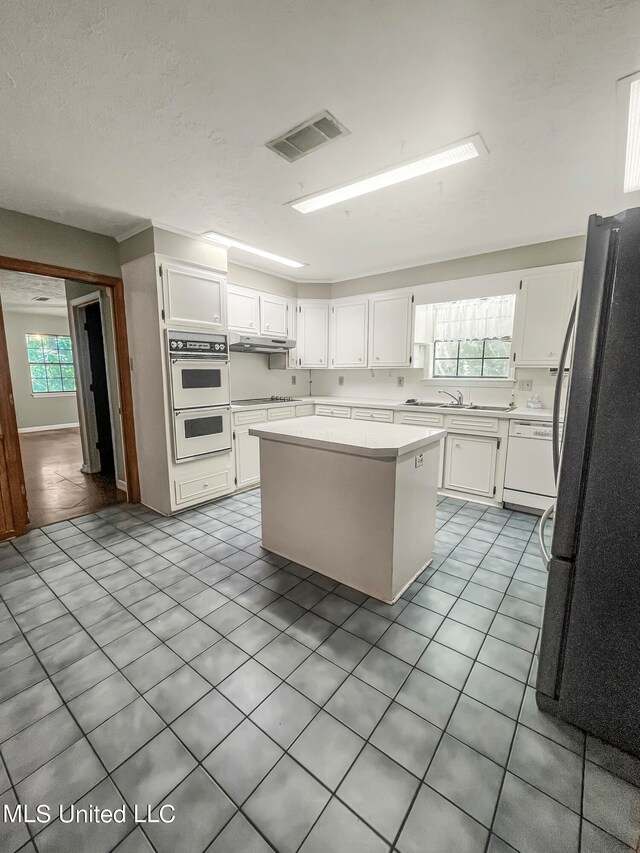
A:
266 111 350 162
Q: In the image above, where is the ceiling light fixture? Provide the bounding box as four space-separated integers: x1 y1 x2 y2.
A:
288 134 488 214
202 232 305 269
621 73 640 193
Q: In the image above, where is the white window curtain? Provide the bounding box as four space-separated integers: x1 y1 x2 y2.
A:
433 294 515 341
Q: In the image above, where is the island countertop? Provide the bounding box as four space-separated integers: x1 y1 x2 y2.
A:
248 415 445 458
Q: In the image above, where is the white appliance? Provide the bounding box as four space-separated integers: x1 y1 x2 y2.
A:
504 420 556 511
173 406 232 461
167 329 232 463
228 332 295 353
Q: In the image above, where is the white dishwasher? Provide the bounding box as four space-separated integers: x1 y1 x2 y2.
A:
503 421 556 512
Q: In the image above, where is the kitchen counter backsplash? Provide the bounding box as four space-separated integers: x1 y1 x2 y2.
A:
308 365 562 410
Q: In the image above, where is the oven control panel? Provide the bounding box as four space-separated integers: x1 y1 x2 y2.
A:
167 330 228 358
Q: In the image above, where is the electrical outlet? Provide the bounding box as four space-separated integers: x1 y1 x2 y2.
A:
519 379 533 392
291 375 297 385
397 376 405 388
338 376 344 387
415 453 424 468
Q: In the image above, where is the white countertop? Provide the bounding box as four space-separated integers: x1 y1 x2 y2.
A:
231 395 556 422
248 416 446 458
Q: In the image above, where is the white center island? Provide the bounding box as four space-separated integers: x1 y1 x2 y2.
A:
249 415 446 603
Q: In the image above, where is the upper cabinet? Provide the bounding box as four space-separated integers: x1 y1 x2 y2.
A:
368 292 414 367
512 267 580 367
297 301 329 367
330 298 368 368
159 258 226 331
260 294 289 337
227 285 259 333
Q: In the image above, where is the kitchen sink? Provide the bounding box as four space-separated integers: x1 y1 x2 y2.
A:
404 401 512 412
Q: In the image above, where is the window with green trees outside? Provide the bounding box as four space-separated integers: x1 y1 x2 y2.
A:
26 334 76 393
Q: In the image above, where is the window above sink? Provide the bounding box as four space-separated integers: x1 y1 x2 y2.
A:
414 294 517 386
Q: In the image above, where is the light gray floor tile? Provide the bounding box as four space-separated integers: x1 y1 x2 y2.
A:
300 797 389 853
290 710 364 789
398 784 488 853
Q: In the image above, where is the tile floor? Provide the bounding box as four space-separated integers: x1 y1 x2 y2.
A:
0 490 639 853
20 428 126 529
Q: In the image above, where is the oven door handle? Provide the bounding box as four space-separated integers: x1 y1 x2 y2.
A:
174 406 231 416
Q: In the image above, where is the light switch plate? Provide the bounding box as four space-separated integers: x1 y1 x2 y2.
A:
397 376 405 388
291 375 297 385
338 376 344 386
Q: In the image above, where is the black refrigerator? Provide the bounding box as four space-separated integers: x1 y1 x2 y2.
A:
536 206 640 757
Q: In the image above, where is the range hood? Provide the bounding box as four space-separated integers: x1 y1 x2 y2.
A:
229 333 296 354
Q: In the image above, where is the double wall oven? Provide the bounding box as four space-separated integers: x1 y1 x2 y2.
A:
167 330 231 461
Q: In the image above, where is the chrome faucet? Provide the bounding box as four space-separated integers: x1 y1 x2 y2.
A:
438 389 465 406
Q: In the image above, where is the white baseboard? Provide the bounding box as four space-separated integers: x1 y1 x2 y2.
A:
117 479 127 493
18 422 80 434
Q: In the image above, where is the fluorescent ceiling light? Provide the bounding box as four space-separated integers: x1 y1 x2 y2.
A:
623 75 640 193
289 134 487 214
202 232 305 268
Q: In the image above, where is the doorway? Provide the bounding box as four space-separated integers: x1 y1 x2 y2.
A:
0 265 137 533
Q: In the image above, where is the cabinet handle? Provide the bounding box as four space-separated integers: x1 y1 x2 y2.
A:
266 323 270 329
249 321 254 327
375 356 380 360
358 357 362 362
455 442 461 447
318 358 322 363
204 482 209 488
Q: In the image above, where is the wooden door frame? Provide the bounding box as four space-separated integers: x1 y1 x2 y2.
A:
0 255 140 536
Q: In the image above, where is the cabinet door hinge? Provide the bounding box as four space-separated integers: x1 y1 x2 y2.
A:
512 352 516 362
159 264 163 277
232 431 236 440
161 308 165 321
497 438 501 450
519 280 522 290
234 477 237 486
409 355 412 365
493 486 497 496
331 306 335 314
411 294 415 303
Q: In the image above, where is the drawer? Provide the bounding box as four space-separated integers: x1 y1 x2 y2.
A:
268 406 296 421
295 404 314 417
396 411 444 427
233 408 268 426
352 408 393 422
446 414 499 433
174 470 232 504
316 405 351 418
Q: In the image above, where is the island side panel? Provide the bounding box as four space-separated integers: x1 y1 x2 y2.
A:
391 439 442 598
258 438 397 601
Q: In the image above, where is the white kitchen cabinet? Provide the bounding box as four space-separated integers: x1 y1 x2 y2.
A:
330 298 368 368
234 408 267 489
228 285 259 333
297 301 329 368
352 408 393 422
159 258 226 331
315 404 351 418
260 294 289 336
444 434 498 498
368 292 414 367
512 267 579 367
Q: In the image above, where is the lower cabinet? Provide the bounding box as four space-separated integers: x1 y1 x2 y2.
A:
443 434 499 498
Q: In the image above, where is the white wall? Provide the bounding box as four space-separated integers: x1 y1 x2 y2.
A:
3 310 79 429
229 352 309 400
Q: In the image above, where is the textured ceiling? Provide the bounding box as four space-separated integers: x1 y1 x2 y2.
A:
2 0 640 281
0 272 68 315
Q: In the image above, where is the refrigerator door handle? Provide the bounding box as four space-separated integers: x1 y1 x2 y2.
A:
539 503 554 568
552 299 577 482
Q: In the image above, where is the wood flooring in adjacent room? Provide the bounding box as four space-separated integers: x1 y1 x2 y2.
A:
19 427 126 528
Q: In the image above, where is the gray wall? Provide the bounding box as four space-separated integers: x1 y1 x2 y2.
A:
65 282 126 485
0 207 121 277
4 310 79 430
